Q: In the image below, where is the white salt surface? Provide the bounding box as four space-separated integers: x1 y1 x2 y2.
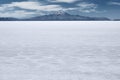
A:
0 21 120 80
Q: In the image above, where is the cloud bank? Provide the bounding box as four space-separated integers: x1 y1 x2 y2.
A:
47 0 78 3
0 0 98 18
77 2 97 13
108 2 120 6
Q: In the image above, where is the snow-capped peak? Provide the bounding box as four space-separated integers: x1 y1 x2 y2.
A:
54 10 68 16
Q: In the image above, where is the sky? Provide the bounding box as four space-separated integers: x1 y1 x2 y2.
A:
0 0 120 19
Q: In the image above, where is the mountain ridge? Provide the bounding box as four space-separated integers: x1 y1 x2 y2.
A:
0 12 114 21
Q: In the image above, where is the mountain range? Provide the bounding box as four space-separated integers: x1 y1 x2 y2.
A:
0 12 118 21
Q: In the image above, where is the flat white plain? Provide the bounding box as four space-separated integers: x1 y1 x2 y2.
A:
0 21 120 80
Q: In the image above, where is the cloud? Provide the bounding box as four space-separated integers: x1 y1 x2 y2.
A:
0 10 38 18
0 1 63 18
2 1 62 11
47 0 78 3
0 1 98 18
77 2 97 13
108 2 120 6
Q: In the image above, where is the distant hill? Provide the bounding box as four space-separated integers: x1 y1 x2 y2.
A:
0 12 111 21
114 19 120 21
0 17 19 21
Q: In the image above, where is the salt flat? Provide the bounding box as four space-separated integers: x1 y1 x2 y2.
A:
0 21 120 80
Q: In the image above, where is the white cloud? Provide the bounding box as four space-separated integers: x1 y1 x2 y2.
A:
77 2 97 9
108 2 120 6
0 1 63 18
0 1 98 18
0 7 3 11
77 2 97 13
48 0 78 3
0 10 37 19
2 1 62 11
